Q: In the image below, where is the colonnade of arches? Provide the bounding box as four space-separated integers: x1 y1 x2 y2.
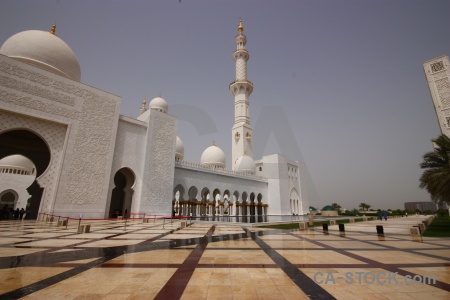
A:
172 185 267 217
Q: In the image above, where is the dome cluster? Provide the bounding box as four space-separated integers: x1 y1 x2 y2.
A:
0 28 81 81
0 26 258 175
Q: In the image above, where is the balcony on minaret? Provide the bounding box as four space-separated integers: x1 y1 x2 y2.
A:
229 79 253 91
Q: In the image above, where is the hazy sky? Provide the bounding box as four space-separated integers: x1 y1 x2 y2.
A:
1 0 449 211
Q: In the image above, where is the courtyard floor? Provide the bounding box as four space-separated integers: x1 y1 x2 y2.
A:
0 215 449 299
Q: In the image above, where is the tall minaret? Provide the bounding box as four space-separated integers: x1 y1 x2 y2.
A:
231 18 253 170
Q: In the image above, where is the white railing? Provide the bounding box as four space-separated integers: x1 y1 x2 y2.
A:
175 160 267 182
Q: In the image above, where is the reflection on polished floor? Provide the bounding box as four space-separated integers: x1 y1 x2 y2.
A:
0 216 449 299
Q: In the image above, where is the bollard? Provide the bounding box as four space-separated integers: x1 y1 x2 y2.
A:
322 223 328 231
308 215 314 226
339 224 345 232
299 222 307 230
376 225 384 234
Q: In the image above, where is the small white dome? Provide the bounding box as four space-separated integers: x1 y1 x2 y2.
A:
201 143 226 168
0 155 35 174
175 136 184 161
235 155 256 174
149 96 168 113
0 30 81 81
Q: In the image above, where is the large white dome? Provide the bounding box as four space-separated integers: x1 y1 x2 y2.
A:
235 155 256 174
200 143 226 168
175 136 184 161
0 155 35 175
149 96 168 113
0 29 81 81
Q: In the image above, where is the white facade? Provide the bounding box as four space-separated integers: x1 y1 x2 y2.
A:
423 55 450 138
0 21 308 219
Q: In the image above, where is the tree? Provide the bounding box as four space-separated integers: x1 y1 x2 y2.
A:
331 203 341 211
359 203 371 211
419 134 450 204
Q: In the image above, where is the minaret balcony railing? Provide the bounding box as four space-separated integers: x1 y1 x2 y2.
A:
229 79 253 89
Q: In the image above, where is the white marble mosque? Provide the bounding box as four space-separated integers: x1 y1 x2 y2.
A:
0 20 307 219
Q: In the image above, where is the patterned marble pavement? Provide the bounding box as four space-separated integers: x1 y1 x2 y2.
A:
0 216 449 299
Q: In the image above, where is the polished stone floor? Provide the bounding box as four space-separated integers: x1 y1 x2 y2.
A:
0 216 449 299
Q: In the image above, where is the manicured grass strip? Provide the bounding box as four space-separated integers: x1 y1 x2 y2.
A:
258 223 300 230
423 215 450 237
257 218 367 230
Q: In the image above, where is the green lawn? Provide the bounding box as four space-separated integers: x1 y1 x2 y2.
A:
258 223 300 230
257 218 365 230
423 215 450 237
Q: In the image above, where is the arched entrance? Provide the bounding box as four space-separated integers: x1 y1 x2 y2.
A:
173 184 185 216
201 188 211 216
249 193 256 216
242 192 248 216
109 168 135 218
0 190 17 220
290 188 300 215
187 186 198 216
0 130 51 219
257 193 263 215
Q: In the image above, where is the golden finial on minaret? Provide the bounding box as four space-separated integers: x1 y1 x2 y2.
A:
238 18 243 32
142 96 147 107
50 23 56 35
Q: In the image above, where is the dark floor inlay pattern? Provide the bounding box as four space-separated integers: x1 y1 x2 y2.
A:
245 228 336 300
154 225 216 299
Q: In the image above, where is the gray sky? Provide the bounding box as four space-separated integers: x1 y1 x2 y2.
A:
1 0 449 211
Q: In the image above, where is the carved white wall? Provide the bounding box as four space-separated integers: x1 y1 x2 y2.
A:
139 110 176 215
106 116 148 213
0 55 121 218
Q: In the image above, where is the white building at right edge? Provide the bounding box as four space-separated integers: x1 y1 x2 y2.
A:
423 55 450 138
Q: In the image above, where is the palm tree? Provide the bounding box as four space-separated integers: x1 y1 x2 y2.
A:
331 203 341 212
331 203 341 210
420 134 450 204
359 203 371 211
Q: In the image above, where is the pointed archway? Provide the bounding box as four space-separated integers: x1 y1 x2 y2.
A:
108 168 135 218
0 130 50 219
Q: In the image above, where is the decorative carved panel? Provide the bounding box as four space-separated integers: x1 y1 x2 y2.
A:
431 61 445 73
435 77 450 108
145 113 176 208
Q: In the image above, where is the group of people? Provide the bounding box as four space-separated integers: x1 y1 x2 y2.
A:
0 205 31 220
378 211 388 221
